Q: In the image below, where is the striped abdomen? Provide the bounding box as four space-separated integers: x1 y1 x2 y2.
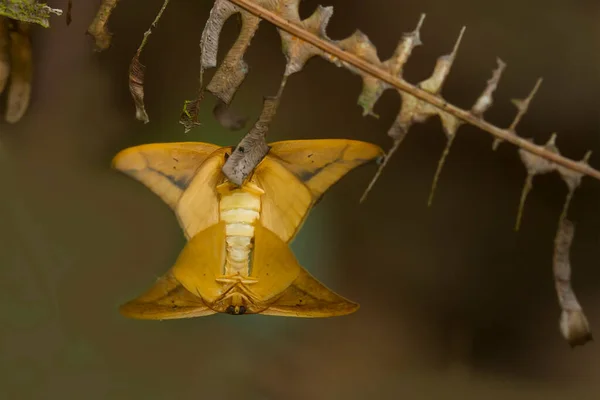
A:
218 182 264 276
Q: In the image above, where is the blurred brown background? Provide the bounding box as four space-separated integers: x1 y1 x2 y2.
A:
1 0 600 398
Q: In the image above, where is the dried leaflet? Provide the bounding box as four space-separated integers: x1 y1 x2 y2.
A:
516 134 591 231
0 0 62 28
553 219 592 347
128 0 170 123
5 21 32 124
87 0 120 51
493 78 543 150
180 0 261 132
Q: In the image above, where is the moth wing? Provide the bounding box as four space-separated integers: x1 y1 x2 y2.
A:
175 148 228 239
112 142 221 210
259 267 359 318
251 157 313 243
172 221 227 304
248 224 302 302
268 139 384 201
119 271 216 320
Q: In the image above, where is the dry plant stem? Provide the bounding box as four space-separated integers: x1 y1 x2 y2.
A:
227 0 600 183
128 0 171 123
359 138 402 203
222 74 289 184
553 219 592 347
87 0 120 51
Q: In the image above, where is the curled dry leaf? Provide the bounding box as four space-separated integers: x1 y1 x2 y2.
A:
4 20 32 124
180 96 203 133
553 219 592 347
127 0 170 123
0 0 62 28
179 0 261 131
129 56 148 123
87 0 120 51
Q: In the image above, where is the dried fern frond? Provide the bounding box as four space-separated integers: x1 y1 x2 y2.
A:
173 0 600 206
222 0 600 203
86 0 600 224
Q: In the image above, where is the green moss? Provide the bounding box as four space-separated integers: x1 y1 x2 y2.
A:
0 0 62 28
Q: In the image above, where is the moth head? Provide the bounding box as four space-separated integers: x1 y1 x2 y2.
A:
214 292 261 315
226 305 247 315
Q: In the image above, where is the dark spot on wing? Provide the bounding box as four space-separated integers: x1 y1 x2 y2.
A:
296 159 338 181
295 145 349 182
147 166 189 190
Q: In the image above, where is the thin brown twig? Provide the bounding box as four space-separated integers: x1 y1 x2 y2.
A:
228 0 600 182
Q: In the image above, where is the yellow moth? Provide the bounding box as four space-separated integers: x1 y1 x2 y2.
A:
113 139 384 319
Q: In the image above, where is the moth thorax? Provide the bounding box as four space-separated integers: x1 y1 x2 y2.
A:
219 191 261 216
